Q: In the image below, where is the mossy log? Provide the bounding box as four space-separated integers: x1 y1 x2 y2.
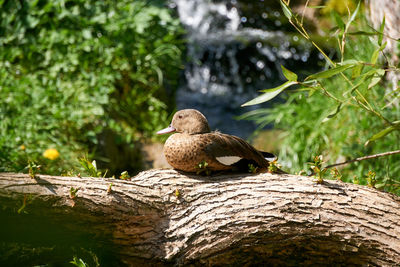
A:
0 170 399 266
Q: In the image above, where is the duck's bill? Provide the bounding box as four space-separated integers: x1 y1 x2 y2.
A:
157 125 176 135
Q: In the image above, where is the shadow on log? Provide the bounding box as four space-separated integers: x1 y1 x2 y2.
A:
0 170 399 266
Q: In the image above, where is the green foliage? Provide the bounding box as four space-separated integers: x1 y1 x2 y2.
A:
243 3 400 194
174 188 181 198
242 80 298 106
308 155 327 184
196 160 211 176
267 160 282 174
330 168 342 181
70 256 88 267
78 158 106 177
69 186 80 199
119 170 130 180
27 160 41 179
366 170 377 188
0 0 184 175
247 163 258 173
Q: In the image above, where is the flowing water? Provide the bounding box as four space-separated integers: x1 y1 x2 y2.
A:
171 0 320 137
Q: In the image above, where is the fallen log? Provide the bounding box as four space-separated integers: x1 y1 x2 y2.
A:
0 170 399 266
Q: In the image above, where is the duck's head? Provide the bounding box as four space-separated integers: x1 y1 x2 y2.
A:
157 109 211 135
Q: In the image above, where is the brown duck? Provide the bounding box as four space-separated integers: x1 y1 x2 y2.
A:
157 109 284 173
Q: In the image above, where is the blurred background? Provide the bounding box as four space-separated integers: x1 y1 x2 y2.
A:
1 0 399 192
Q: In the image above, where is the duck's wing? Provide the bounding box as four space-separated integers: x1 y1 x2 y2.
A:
205 132 273 168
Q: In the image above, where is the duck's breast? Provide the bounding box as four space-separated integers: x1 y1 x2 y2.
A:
163 133 230 172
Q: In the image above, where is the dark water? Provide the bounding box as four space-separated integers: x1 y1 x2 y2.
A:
172 0 322 138
0 210 121 267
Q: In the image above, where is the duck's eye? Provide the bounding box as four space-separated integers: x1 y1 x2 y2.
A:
178 115 183 119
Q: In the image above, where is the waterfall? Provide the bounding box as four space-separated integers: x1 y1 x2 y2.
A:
172 0 315 137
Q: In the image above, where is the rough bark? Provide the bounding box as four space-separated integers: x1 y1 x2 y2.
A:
0 170 399 266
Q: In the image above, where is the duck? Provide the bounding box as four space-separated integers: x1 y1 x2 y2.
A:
157 109 285 174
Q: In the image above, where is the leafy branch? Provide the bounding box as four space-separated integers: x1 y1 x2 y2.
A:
243 0 400 193
243 0 399 154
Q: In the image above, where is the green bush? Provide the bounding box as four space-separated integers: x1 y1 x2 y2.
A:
0 0 184 175
243 1 400 194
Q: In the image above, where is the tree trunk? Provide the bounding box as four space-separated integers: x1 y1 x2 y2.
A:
0 170 399 266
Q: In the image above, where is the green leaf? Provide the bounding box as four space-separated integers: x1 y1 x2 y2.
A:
380 41 387 50
340 59 360 65
260 81 297 93
332 11 345 31
370 50 379 65
378 16 385 46
368 69 385 89
26 15 39 28
346 1 361 30
28 0 39 8
351 64 363 79
281 65 297 82
308 87 318 97
343 69 376 95
280 0 292 20
375 183 385 189
241 81 297 106
371 42 387 64
365 125 396 146
307 5 326 9
322 103 342 123
70 257 88 267
82 29 92 39
348 31 378 36
306 64 355 80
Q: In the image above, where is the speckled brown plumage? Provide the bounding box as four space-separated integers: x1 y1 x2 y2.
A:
157 109 280 173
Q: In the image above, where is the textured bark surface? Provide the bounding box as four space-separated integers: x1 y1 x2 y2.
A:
0 170 400 266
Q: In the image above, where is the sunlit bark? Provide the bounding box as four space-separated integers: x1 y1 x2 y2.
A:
1 170 399 266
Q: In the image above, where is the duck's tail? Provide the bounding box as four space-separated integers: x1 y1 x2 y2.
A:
260 151 278 162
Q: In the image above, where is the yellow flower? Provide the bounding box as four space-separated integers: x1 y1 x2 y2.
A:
19 145 26 150
43 148 60 160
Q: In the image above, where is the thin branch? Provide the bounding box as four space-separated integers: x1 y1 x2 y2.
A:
366 24 400 42
300 0 310 26
324 149 400 169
